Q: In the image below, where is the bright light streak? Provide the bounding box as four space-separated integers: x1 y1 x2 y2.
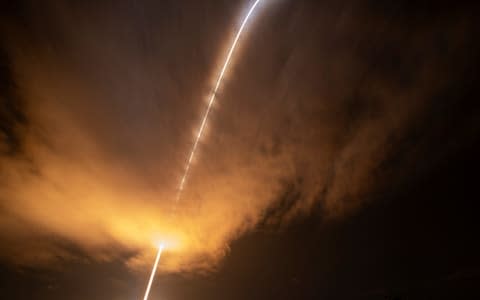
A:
175 0 264 204
142 2 265 300
142 244 165 300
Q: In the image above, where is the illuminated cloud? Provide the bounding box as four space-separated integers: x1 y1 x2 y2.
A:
0 0 477 274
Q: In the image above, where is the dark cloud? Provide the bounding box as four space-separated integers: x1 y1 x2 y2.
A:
0 47 26 156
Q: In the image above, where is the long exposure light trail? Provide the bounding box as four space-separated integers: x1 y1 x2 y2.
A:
142 244 165 300
175 0 263 204
142 1 265 300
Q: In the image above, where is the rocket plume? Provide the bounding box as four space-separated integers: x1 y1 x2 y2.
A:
143 244 165 300
175 0 264 204
142 1 264 300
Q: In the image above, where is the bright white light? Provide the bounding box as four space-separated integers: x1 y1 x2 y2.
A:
175 0 264 204
142 244 165 300
142 1 266 299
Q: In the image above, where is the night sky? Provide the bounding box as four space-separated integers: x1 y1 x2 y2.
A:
1 0 479 299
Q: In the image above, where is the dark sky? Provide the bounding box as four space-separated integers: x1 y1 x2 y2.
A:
1 0 479 299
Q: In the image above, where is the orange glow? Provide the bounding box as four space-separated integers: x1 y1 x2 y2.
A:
0 0 281 275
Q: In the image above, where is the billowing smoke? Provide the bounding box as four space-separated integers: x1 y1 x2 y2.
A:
0 0 478 273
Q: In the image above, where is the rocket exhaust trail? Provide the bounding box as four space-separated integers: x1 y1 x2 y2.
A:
143 244 165 300
175 0 264 205
142 1 265 300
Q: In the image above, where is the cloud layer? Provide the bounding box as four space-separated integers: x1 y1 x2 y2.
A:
1 0 478 273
